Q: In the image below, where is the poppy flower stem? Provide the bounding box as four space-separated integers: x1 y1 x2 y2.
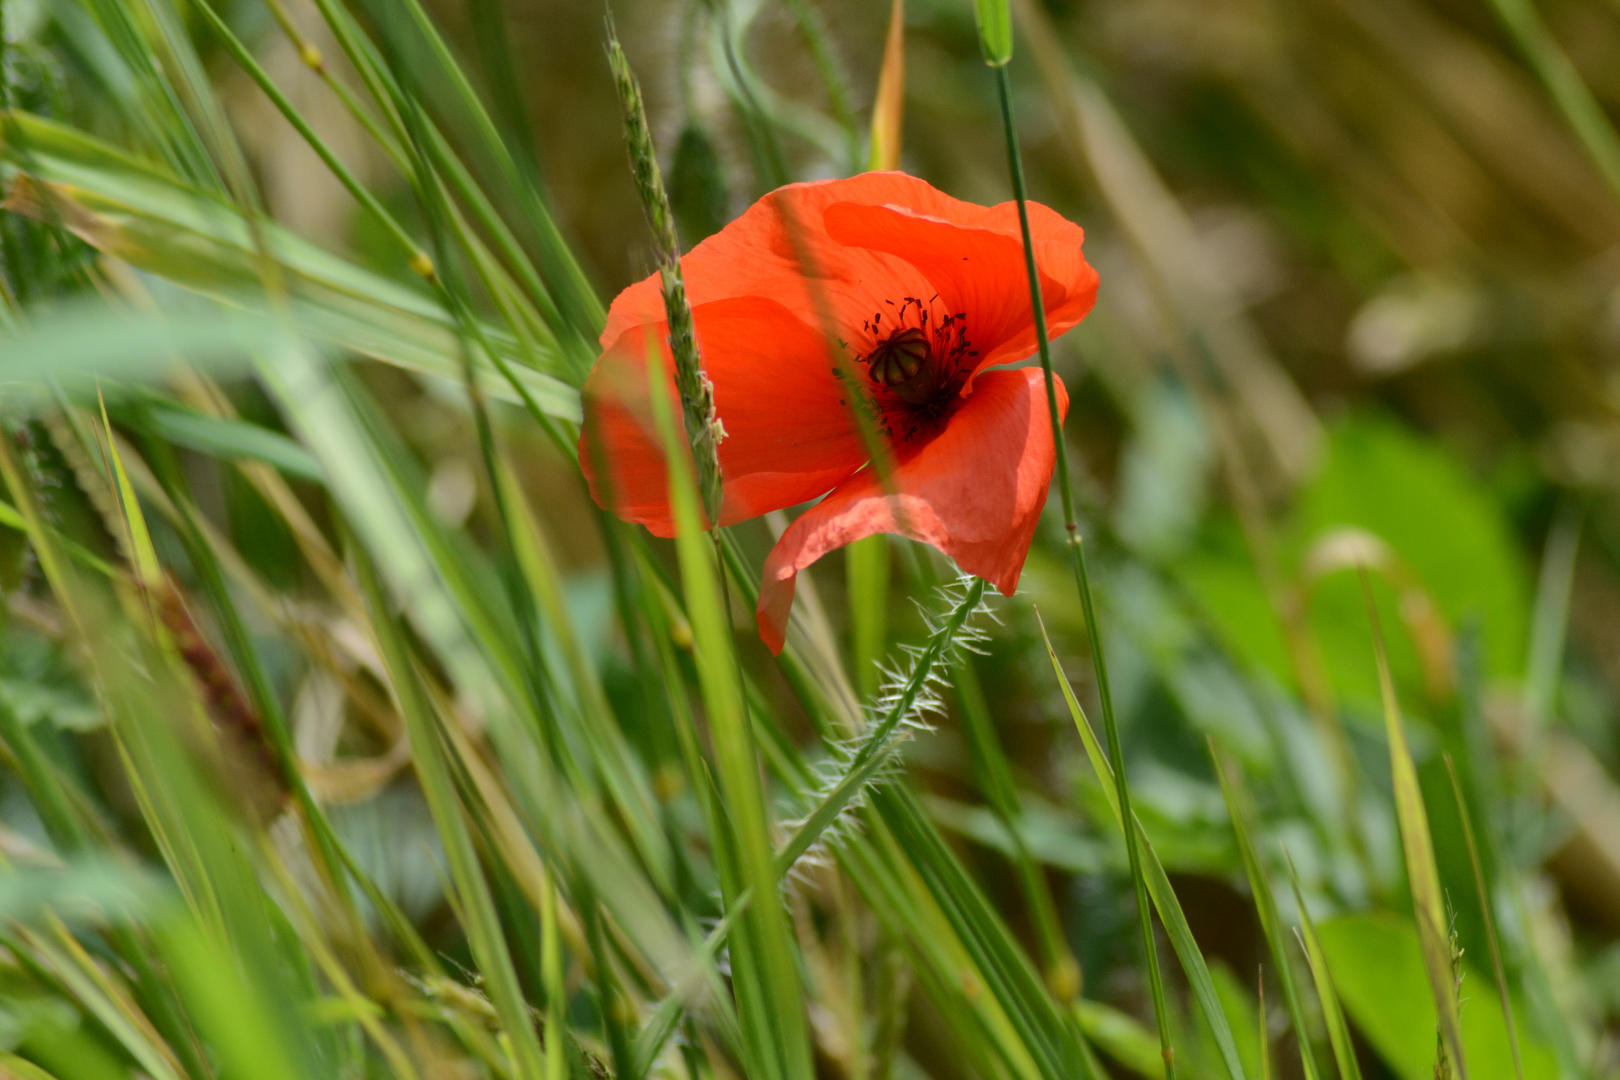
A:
993 60 1179 1079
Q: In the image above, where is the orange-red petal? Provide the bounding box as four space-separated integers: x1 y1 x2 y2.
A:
756 368 1069 654
580 296 868 535
601 172 1086 352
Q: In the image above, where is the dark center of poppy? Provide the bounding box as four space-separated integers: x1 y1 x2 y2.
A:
854 296 978 441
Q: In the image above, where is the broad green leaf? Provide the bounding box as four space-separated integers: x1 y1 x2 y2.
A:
1316 914 1558 1080
1180 413 1530 712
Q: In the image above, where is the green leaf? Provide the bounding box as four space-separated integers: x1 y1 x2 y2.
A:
1180 413 1530 712
1315 914 1559 1080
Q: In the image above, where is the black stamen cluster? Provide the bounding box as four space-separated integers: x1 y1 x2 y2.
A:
854 295 979 442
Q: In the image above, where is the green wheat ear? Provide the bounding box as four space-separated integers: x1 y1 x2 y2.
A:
606 20 725 527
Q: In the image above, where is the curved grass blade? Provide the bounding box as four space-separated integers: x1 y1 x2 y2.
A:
1038 614 1249 1080
1356 568 1467 1080
1283 855 1363 1080
1211 741 1323 1080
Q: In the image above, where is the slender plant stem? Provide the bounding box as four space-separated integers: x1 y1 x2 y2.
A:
993 61 1177 1079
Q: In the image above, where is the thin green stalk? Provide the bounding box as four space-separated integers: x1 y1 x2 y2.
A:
1357 568 1467 1079
1483 0 1620 200
990 55 1176 1080
780 0 861 174
183 0 432 277
1444 754 1523 1080
955 658 1074 996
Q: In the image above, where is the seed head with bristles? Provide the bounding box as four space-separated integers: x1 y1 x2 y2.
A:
605 18 725 525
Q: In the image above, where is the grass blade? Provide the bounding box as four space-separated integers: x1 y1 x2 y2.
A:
1039 615 1248 1080
1357 567 1467 1080
1211 740 1323 1080
1283 855 1363 1080
1443 754 1523 1080
644 339 812 1080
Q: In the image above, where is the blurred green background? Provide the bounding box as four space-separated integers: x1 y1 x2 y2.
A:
4 0 1620 1077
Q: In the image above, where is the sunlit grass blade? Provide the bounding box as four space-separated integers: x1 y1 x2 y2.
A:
159 917 305 1080
1443 754 1523 1080
354 546 548 1080
1211 741 1323 1080
1356 568 1467 1079
644 340 812 1080
1038 615 1249 1080
1283 854 1363 1080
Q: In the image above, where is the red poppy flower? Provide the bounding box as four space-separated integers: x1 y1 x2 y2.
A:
580 172 1098 654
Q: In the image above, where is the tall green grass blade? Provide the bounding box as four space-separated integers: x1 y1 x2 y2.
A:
1357 568 1467 1079
1284 855 1362 1080
643 340 811 1080
348 0 603 343
1211 741 1323 1080
847 536 889 699
1039 616 1248 1080
1443 755 1523 1080
355 546 548 1080
1482 0 1620 199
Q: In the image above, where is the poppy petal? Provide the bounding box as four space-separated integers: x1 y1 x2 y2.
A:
580 296 869 536
822 200 1098 378
600 173 977 351
756 367 1068 653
